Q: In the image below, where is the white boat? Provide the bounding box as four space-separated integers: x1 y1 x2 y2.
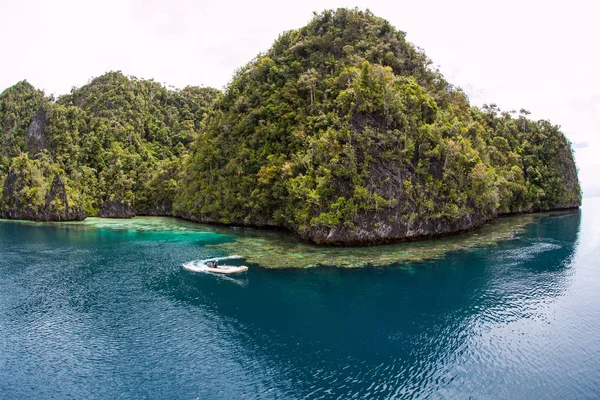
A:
183 256 248 275
202 265 248 274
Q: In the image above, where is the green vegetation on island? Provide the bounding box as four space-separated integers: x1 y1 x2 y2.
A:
0 8 581 244
175 8 580 243
0 72 219 220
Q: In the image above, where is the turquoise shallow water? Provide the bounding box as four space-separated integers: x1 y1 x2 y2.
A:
0 198 599 399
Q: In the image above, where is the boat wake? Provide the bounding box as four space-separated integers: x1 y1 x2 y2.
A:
182 256 249 283
182 255 244 272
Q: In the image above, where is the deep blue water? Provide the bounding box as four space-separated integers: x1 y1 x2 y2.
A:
1 198 599 399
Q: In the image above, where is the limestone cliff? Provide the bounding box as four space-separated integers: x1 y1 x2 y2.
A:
97 200 136 218
1 171 85 221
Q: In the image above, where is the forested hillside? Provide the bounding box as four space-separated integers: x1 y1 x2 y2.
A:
175 8 581 243
0 72 220 220
0 8 581 244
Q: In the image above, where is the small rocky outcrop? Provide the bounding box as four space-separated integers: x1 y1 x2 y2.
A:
97 200 136 218
1 172 86 221
147 203 173 216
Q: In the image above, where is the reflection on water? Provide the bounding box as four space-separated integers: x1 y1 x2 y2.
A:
0 202 598 399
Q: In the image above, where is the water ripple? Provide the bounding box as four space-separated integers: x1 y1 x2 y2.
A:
0 200 598 399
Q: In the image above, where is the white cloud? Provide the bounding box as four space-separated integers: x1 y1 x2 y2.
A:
1 0 598 188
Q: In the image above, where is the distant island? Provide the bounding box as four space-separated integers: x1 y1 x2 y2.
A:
0 8 581 245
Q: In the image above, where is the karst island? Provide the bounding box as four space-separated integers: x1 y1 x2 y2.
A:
0 9 581 246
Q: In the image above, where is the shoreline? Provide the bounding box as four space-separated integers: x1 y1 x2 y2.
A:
0 206 581 247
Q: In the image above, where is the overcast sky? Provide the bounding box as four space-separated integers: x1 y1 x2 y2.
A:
1 0 598 193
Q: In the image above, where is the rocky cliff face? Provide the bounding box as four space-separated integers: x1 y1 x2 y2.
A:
97 200 136 218
147 203 173 216
26 107 47 154
1 172 85 221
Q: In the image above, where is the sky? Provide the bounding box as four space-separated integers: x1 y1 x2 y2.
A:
1 0 598 194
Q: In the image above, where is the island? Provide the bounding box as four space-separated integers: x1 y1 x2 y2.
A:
0 8 581 245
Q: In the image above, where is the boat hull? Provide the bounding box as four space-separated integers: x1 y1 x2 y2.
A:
183 261 248 274
204 265 248 274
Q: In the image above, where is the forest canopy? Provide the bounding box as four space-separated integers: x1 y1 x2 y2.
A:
0 72 220 219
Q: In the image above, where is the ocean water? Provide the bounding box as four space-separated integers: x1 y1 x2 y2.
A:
0 198 599 399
